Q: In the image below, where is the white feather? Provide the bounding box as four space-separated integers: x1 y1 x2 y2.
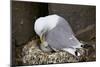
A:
34 14 60 36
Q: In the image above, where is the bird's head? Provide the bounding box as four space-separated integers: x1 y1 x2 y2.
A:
34 14 59 44
34 17 48 46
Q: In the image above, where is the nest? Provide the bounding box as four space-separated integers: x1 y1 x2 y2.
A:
15 39 96 65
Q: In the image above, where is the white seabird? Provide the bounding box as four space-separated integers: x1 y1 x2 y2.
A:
34 14 82 56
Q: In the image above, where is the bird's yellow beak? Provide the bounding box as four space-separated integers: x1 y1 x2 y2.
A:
40 33 45 44
40 29 47 44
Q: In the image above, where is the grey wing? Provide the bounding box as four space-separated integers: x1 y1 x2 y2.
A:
46 19 81 50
